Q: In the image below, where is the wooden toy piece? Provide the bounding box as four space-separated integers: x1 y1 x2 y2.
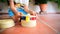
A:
21 16 26 20
30 17 36 20
26 16 30 22
0 19 15 29
21 15 36 27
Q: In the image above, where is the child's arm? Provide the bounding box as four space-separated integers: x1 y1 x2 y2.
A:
24 5 36 15
9 0 21 17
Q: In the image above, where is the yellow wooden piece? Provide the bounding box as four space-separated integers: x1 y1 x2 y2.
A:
26 16 30 22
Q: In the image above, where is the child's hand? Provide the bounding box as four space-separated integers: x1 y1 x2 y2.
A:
15 12 22 18
31 11 36 16
29 10 36 16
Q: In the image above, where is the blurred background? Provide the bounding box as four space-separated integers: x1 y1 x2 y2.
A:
0 0 60 18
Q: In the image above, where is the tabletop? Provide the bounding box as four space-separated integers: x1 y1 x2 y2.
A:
1 14 60 34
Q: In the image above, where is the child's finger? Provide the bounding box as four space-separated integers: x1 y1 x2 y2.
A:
19 12 23 16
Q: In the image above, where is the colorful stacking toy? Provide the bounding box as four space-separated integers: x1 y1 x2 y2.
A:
21 15 36 27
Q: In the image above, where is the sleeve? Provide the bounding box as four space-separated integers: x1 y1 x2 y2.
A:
22 0 29 6
8 8 14 17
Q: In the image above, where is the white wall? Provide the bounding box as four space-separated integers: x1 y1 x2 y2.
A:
29 2 60 13
47 2 60 13
0 2 8 13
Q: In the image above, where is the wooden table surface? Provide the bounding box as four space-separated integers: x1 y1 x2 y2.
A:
1 14 60 34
